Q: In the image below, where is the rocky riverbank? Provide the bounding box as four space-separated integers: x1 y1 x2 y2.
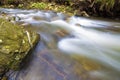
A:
0 0 120 19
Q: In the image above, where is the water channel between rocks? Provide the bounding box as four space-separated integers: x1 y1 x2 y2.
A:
0 8 120 80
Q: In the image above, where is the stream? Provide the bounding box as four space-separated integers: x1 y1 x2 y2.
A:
0 8 120 80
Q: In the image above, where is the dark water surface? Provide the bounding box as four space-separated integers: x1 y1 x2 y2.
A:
0 8 120 80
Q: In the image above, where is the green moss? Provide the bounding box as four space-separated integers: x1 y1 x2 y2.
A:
0 18 39 76
29 2 73 15
30 2 48 9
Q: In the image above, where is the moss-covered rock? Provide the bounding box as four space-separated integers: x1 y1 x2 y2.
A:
0 18 39 78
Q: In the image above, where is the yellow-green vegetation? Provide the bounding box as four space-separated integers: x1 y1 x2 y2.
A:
29 2 73 14
30 2 48 10
0 18 39 77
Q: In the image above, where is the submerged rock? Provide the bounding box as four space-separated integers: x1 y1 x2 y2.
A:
0 18 39 79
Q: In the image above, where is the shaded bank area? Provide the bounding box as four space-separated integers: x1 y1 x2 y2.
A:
0 0 120 19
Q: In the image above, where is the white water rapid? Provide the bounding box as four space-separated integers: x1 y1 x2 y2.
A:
0 8 120 80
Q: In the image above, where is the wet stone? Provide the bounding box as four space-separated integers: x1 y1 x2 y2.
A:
0 18 39 79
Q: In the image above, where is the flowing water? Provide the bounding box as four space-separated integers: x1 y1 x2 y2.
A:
0 8 120 80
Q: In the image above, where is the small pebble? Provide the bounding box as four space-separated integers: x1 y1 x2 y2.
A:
0 39 3 43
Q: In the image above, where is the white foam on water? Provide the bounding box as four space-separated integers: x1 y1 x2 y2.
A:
1 8 120 80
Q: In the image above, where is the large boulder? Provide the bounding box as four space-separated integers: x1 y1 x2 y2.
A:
0 18 39 78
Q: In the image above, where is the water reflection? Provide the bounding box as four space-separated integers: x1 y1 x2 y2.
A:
0 8 120 80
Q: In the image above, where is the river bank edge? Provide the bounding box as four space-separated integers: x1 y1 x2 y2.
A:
0 0 120 20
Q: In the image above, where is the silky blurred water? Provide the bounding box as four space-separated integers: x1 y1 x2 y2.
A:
0 8 120 80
